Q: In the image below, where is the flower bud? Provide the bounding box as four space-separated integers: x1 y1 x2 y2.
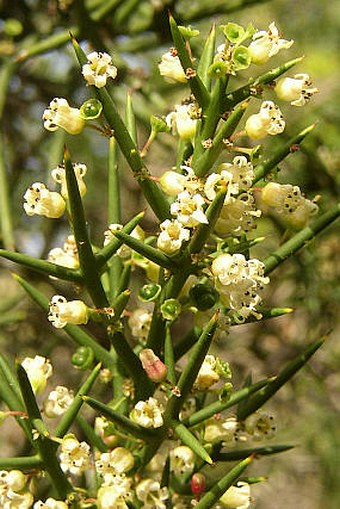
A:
71 346 95 370
191 472 206 496
139 349 167 383
190 281 219 311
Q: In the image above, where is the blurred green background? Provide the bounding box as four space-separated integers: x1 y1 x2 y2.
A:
0 1 339 508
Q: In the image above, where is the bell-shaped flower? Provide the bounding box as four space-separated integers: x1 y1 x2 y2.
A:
34 498 68 509
42 385 74 418
97 485 130 509
130 397 164 428
244 411 276 440
59 434 91 475
204 416 238 444
48 295 89 329
159 49 187 83
82 51 117 88
245 100 285 139
139 349 168 383
23 182 66 219
96 447 135 479
170 446 196 476
135 478 168 509
215 194 261 236
170 190 208 227
194 355 220 390
166 103 200 144
217 156 255 192
51 162 88 198
157 219 190 254
21 355 53 394
48 235 79 269
159 166 200 196
248 21 293 64
43 97 85 134
275 73 318 106
128 308 152 342
0 470 27 492
220 481 251 509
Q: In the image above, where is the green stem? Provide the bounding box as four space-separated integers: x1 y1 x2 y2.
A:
0 455 42 470
0 131 15 251
64 147 108 307
264 203 340 275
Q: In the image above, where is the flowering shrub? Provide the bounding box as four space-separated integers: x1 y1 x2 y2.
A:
0 8 339 509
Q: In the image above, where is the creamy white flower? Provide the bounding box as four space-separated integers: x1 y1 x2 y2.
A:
159 166 200 196
262 182 318 228
0 488 34 509
42 385 74 418
21 355 53 394
215 194 261 236
171 190 208 227
220 482 251 509
157 219 190 254
48 235 79 269
217 156 255 192
204 416 238 443
248 21 293 65
194 355 220 390
128 308 152 341
43 97 85 134
170 446 195 476
59 435 90 475
204 169 236 201
48 295 89 329
51 162 88 198
245 100 285 139
0 471 27 492
244 411 276 440
275 73 318 106
23 182 66 219
96 448 134 482
166 103 200 143
104 224 145 258
33 498 68 509
135 478 168 509
130 397 164 428
159 49 187 83
97 485 130 509
82 51 117 88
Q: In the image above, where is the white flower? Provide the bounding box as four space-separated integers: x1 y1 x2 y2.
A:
204 169 236 201
171 190 208 227
275 73 318 106
211 253 269 322
128 308 152 341
21 355 53 394
48 235 79 269
82 51 117 88
204 416 238 443
157 219 190 254
244 411 276 440
0 471 27 492
159 166 200 196
59 434 91 475
42 386 74 418
97 485 130 509
0 489 34 509
130 397 164 428
262 182 319 228
104 224 145 258
159 49 187 83
33 498 68 509
220 482 251 509
170 446 195 476
48 295 89 329
245 100 285 139
166 103 200 143
96 447 134 482
194 355 220 390
248 22 293 65
217 156 255 192
51 162 88 198
23 182 66 219
43 97 85 134
135 478 168 509
215 193 261 236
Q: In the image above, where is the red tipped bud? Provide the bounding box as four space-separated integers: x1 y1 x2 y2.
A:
139 349 168 383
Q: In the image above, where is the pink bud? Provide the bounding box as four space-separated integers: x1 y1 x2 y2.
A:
139 349 168 383
191 472 206 496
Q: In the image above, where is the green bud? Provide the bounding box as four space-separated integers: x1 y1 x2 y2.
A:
161 299 182 321
233 46 251 70
4 18 23 37
71 346 95 370
178 25 200 39
208 61 230 78
190 282 219 311
150 115 170 134
216 358 232 378
80 98 103 120
222 22 245 44
139 283 161 302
